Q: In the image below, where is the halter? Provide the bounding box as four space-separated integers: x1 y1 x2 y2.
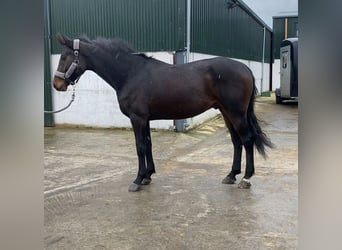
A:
54 39 81 86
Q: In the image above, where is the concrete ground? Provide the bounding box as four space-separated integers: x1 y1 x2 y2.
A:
44 96 298 250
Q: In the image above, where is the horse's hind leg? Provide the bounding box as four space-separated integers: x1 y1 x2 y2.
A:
239 135 254 189
221 116 243 184
221 110 255 189
232 114 255 189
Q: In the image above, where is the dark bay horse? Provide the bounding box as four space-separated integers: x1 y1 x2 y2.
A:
53 34 273 192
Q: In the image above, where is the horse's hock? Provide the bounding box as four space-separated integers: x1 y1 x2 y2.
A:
44 96 298 249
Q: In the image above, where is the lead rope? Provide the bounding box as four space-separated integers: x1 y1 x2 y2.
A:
44 85 76 114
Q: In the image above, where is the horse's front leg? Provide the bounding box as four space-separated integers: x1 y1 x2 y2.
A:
142 121 155 185
128 115 148 192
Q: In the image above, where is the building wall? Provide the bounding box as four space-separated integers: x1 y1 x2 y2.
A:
272 15 298 90
49 0 186 54
273 16 298 59
50 53 175 129
272 59 281 90
46 0 273 128
48 0 271 63
191 0 272 63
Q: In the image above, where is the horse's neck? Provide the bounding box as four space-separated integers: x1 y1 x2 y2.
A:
87 50 134 91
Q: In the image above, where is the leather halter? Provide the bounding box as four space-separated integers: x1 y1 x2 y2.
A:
54 39 80 85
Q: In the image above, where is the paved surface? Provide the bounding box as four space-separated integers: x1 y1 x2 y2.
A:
44 96 298 250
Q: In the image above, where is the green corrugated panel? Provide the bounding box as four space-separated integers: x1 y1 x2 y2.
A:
191 0 272 63
49 0 271 62
50 0 186 54
272 16 298 59
287 17 298 37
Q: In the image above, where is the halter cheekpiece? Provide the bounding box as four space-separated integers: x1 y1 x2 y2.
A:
54 39 80 85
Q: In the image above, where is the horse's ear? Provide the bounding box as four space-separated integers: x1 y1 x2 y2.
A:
56 33 73 48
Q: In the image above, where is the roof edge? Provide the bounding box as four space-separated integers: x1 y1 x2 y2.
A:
236 0 272 31
273 11 298 19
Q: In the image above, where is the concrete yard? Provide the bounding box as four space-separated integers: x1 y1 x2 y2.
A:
44 97 298 249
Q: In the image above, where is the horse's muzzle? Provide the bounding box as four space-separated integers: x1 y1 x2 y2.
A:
53 77 68 91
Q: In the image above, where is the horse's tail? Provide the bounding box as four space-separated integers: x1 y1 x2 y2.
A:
247 74 274 159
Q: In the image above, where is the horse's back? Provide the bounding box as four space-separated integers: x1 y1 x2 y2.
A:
148 56 254 107
119 56 254 120
192 57 253 81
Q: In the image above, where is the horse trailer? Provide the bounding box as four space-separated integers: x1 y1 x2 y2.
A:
276 38 298 104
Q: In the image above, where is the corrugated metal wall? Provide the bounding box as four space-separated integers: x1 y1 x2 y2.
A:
49 0 186 54
191 0 272 63
273 16 298 59
49 0 271 63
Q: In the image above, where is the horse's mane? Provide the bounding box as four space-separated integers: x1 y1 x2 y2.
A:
80 36 150 59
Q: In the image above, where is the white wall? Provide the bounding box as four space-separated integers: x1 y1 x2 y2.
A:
272 59 281 90
51 53 175 129
51 52 270 129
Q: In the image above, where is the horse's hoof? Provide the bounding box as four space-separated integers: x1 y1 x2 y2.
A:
141 178 152 185
222 176 236 184
238 178 252 189
128 183 141 192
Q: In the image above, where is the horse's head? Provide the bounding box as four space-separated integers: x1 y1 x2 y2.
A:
53 33 87 91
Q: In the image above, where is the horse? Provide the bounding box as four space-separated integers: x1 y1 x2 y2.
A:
52 33 273 192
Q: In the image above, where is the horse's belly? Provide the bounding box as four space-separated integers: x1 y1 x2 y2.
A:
149 99 214 120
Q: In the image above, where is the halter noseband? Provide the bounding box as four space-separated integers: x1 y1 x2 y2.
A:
54 39 80 85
